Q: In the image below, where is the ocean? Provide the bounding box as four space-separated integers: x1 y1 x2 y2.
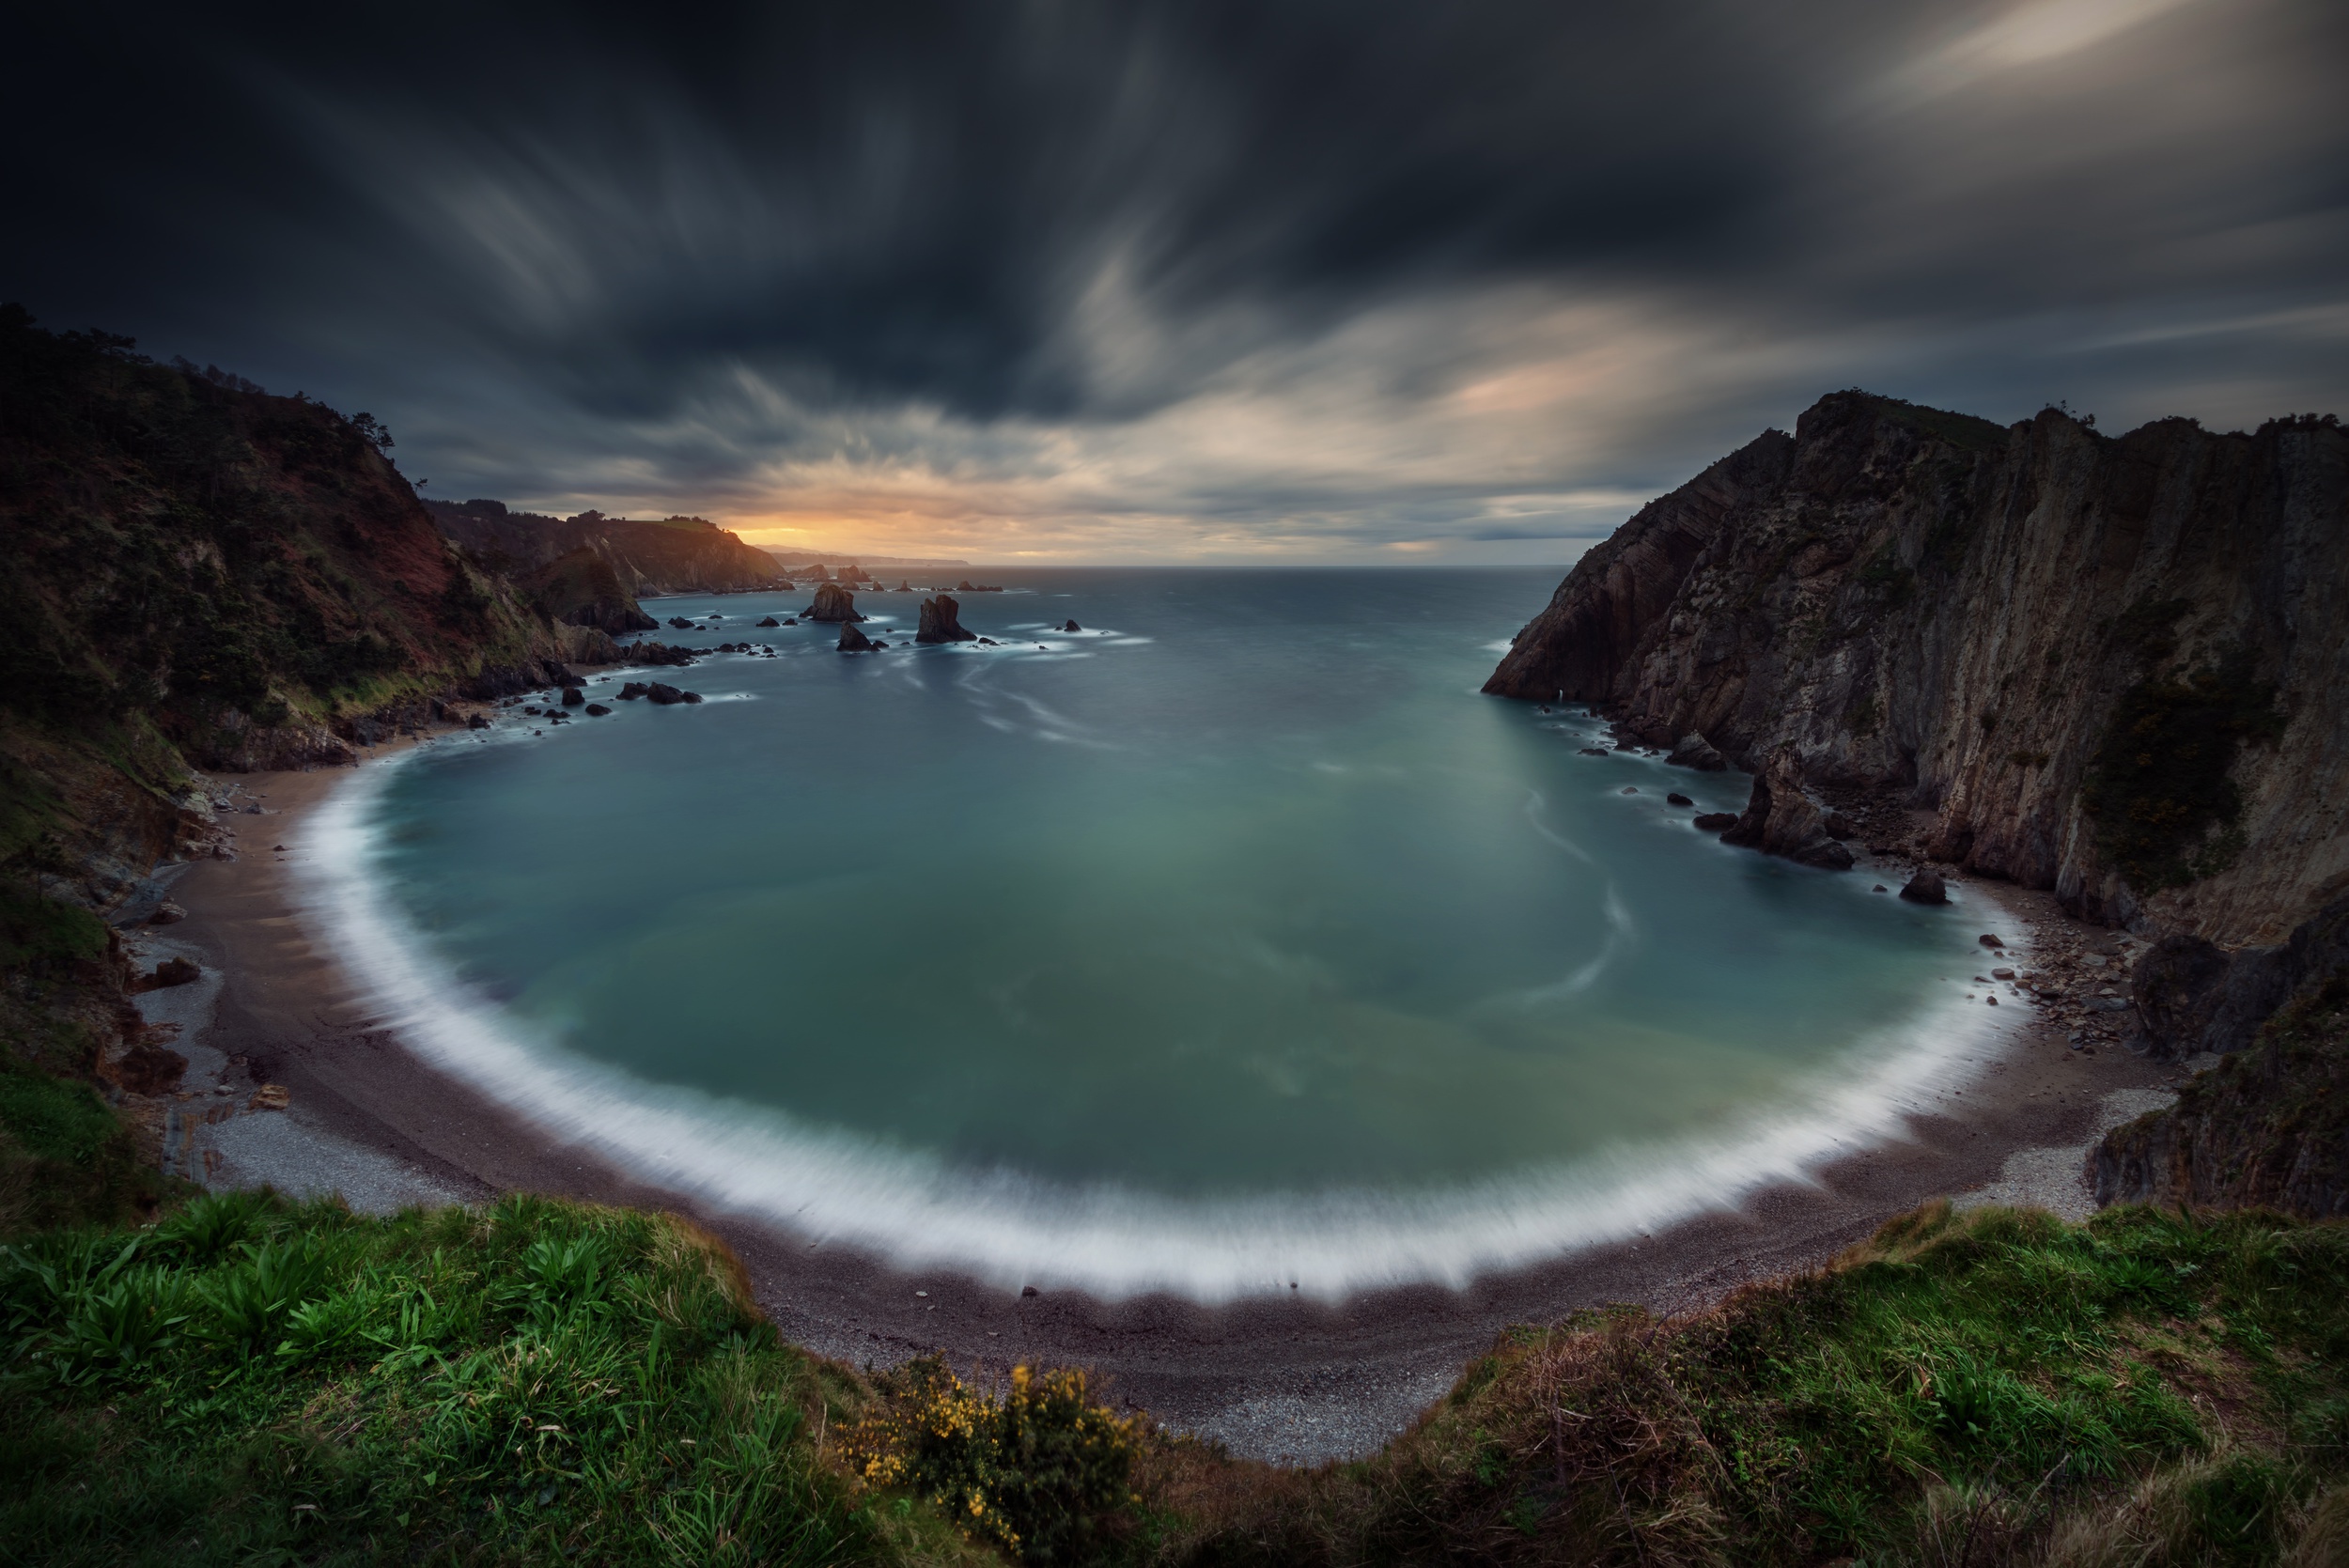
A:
305 567 2007 1298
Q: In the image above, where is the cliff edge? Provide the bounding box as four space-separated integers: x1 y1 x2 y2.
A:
1488 392 2348 953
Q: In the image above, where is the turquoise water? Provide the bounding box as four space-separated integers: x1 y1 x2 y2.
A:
313 569 2004 1296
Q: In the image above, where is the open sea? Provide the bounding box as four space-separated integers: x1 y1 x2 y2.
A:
304 567 2008 1299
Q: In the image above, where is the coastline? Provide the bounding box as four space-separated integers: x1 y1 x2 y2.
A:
151 730 2183 1465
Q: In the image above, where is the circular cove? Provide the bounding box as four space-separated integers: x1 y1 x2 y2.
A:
306 567 2006 1300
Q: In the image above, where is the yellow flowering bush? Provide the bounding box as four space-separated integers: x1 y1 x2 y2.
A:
847 1355 1141 1563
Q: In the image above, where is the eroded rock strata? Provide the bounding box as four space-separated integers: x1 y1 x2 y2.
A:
1491 391 2349 1217
1488 392 2348 953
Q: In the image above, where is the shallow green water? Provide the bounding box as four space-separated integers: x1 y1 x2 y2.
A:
315 568 2001 1296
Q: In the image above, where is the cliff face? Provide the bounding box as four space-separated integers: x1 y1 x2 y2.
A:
2092 894 2349 1217
427 500 784 597
0 308 580 905
1488 393 2349 953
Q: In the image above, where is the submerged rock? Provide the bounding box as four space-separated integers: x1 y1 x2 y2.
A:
917 594 978 644
1900 871 1950 905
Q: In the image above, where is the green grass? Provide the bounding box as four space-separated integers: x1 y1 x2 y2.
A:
1138 1203 2349 1566
0 1191 985 1567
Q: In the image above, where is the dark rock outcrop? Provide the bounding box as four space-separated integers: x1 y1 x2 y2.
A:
916 595 977 644
837 624 876 652
1718 750 1855 870
1668 733 1727 771
645 683 701 705
1485 392 2349 949
583 703 611 716
1693 812 1739 831
1900 871 1949 905
560 687 583 706
132 956 201 991
806 583 863 623
617 682 649 700
1667 792 1694 807
2094 895 2349 1216
616 641 695 667
524 547 659 633
1064 619 1081 632
756 615 781 628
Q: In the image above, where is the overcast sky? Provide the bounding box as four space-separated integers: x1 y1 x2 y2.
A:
7 0 2343 562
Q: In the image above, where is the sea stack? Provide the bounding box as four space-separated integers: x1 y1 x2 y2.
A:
837 622 876 652
1718 749 1855 870
916 594 977 644
806 582 863 622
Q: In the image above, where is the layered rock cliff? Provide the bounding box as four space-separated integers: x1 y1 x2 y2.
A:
427 499 784 597
1488 393 2349 954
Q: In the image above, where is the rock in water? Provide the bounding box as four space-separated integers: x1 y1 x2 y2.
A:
806 582 864 622
1668 733 1728 771
755 615 780 628
561 687 583 706
1719 749 1855 869
646 682 701 705
1063 619 1081 632
1693 812 1740 831
466 712 491 729
1666 792 1694 806
617 682 649 700
667 616 693 629
916 594 978 644
583 703 611 716
837 623 877 652
1900 871 1950 905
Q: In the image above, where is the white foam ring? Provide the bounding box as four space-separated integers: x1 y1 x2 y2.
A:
303 753 2017 1305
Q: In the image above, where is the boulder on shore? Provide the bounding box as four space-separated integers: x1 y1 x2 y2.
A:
133 956 202 992
1719 749 1855 869
1900 871 1950 905
1668 732 1729 771
917 594 978 644
837 623 877 652
806 582 864 622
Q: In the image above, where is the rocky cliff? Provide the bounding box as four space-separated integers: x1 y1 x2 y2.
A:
1488 393 2349 955
427 499 784 597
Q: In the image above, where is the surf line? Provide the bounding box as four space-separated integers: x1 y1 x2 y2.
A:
294 756 2016 1306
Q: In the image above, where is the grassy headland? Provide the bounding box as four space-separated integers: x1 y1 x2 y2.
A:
5 1190 2344 1565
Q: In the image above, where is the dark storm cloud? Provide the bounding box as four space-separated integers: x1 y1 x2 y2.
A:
6 0 2344 559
